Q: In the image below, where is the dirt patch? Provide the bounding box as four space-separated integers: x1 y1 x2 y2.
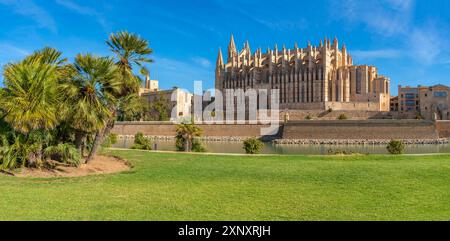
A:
14 155 131 178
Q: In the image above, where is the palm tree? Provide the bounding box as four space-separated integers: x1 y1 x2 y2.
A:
62 54 120 163
1 57 60 134
0 51 63 168
81 31 154 159
107 31 153 95
176 123 202 152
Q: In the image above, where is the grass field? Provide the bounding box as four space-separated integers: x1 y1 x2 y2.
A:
0 150 449 220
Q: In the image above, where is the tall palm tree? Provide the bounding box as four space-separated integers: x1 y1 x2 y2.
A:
62 54 120 163
107 31 153 95
82 32 152 163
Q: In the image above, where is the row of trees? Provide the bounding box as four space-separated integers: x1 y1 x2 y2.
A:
0 31 153 170
118 97 170 122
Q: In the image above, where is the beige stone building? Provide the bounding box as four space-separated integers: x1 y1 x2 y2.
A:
140 76 193 121
215 35 391 112
398 84 450 120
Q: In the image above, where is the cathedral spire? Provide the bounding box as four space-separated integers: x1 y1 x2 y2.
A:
333 36 338 49
216 48 224 68
227 34 237 62
244 40 251 52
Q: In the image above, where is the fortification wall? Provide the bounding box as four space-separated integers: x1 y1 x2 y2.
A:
436 121 450 138
112 122 277 137
112 120 442 141
278 110 414 120
282 120 440 140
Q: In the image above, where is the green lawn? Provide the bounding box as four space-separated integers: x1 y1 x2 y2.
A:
0 150 449 220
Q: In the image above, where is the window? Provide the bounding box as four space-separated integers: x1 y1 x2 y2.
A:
405 100 416 106
405 93 416 99
434 91 448 97
356 69 362 94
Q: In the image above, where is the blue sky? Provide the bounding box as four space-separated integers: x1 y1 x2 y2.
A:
1 0 450 95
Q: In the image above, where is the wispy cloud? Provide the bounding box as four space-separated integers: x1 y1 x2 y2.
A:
236 7 308 31
192 57 212 68
0 43 29 57
332 0 413 36
331 0 448 65
0 0 57 33
54 0 111 33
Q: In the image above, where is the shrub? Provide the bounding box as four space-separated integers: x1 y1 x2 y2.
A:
131 132 152 150
387 140 405 155
327 149 358 155
175 122 202 152
175 136 184 151
328 107 333 113
44 143 81 167
305 115 312 120
0 132 47 169
191 139 206 152
101 133 118 148
243 137 264 154
337 114 348 120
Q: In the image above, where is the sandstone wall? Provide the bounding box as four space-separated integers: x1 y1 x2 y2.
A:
112 120 441 140
112 122 278 137
436 121 450 138
282 120 440 140
278 110 415 120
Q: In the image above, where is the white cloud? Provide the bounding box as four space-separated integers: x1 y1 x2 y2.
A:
192 57 212 68
0 43 29 57
0 0 57 33
331 0 448 65
54 0 111 33
333 0 413 36
236 7 308 31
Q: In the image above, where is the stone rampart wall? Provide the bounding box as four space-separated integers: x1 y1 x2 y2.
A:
282 120 440 140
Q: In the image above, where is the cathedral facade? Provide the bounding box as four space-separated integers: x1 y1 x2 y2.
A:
215 35 391 112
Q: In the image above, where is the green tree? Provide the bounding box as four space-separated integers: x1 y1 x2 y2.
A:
107 31 153 95
148 97 169 121
0 47 77 169
62 54 120 163
117 94 147 121
85 31 153 161
1 56 61 134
